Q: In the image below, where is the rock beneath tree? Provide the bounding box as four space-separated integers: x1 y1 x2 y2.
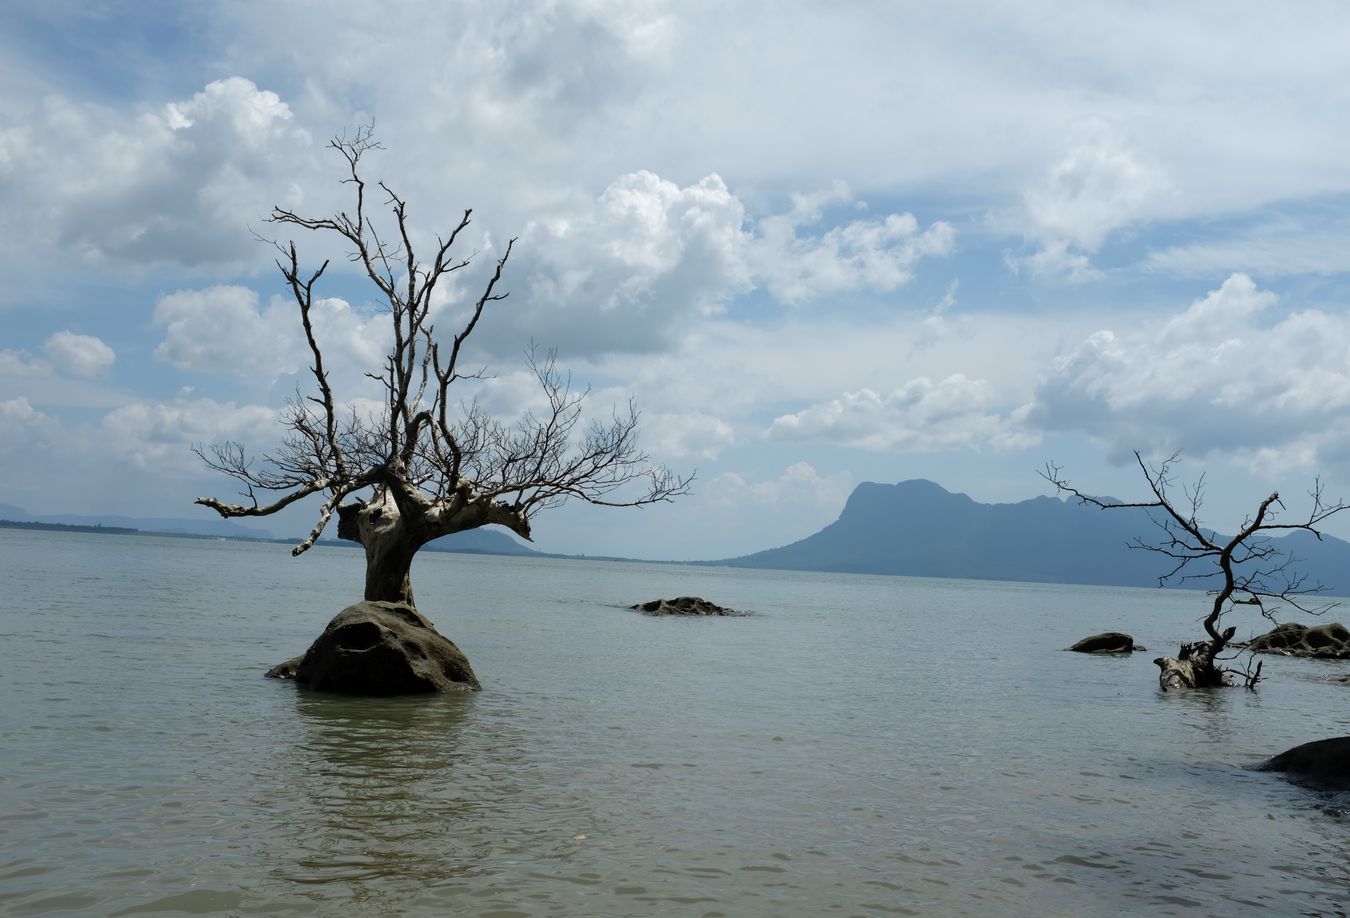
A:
1255 737 1350 790
1067 632 1143 654
631 596 746 616
1244 622 1350 659
265 600 480 694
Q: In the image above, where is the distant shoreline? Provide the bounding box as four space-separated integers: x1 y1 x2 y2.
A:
0 519 142 536
0 518 601 559
0 518 685 568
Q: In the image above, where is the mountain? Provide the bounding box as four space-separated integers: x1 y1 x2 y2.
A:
423 527 540 556
0 503 275 540
712 479 1350 593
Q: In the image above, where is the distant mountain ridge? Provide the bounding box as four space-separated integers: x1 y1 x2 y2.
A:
712 479 1350 594
0 502 539 558
0 503 276 540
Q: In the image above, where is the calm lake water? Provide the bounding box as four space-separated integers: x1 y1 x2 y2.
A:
2 528 1349 916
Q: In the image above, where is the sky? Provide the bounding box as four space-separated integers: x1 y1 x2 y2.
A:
5 1 1350 561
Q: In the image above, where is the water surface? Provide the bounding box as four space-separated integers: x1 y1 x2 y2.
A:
2 529 1348 915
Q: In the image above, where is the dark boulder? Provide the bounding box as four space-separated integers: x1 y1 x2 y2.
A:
1255 737 1350 790
1244 622 1350 659
266 600 480 694
1067 632 1143 654
631 596 746 616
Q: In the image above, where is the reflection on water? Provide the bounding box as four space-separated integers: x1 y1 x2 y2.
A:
268 693 480 898
3 530 1350 915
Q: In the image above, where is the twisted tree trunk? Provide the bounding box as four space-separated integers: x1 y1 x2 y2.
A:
338 491 422 606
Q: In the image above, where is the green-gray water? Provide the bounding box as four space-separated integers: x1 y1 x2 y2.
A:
2 528 1348 915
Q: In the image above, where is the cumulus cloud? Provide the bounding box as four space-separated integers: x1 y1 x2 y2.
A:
2 77 314 269
154 285 293 377
43 331 114 378
642 411 735 462
100 398 279 472
1028 273 1350 471
514 171 952 355
0 348 50 379
0 344 128 410
767 376 1036 453
0 397 59 456
1010 122 1168 280
523 171 753 335
153 285 388 391
754 186 955 304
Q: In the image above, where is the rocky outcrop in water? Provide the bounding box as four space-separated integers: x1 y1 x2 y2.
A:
266 600 480 694
1067 632 1143 654
631 596 746 616
1255 737 1350 790
1243 622 1350 659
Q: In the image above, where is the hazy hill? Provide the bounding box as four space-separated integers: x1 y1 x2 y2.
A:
422 528 540 556
713 479 1350 593
0 503 276 540
0 502 538 557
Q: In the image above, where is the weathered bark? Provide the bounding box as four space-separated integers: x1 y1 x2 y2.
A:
334 484 534 607
1154 641 1229 689
1150 625 1259 689
338 491 422 605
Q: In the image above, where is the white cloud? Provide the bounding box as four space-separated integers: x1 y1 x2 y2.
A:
642 411 735 462
0 397 59 456
1006 240 1099 283
519 171 753 350
1143 212 1350 278
1028 273 1350 471
0 345 128 410
767 376 1037 453
707 461 852 511
753 185 955 305
0 349 49 379
2 77 314 269
100 398 279 472
512 171 952 355
1025 125 1166 251
1010 123 1169 279
154 285 294 377
153 285 388 394
43 331 114 378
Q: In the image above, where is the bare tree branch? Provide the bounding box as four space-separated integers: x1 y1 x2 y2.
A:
1041 450 1348 688
197 127 691 604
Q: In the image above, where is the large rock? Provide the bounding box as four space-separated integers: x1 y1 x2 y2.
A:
631 596 746 616
1244 622 1350 659
266 601 480 694
1067 632 1143 654
1255 737 1350 790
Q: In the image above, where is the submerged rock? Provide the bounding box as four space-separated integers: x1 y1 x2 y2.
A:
266 600 480 694
1255 737 1350 790
631 596 747 617
1067 632 1143 654
1244 622 1350 659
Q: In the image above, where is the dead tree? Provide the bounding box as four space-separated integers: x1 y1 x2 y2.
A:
196 127 690 608
1042 451 1347 689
